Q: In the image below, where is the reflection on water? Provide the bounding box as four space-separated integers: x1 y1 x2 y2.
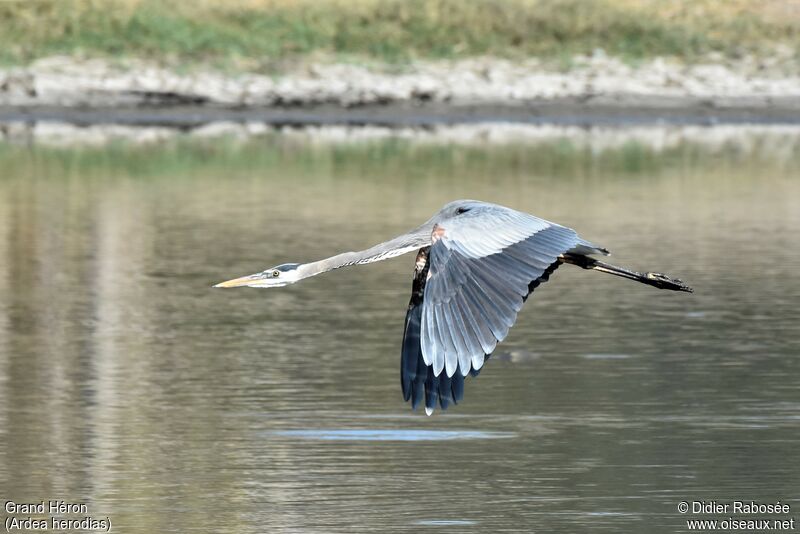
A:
416 519 478 526
0 130 798 532
271 429 517 441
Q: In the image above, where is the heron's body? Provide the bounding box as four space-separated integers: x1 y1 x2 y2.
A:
215 200 691 415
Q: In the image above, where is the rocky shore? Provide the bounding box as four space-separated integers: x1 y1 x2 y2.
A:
2 53 800 126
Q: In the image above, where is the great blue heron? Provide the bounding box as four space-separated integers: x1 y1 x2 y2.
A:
215 200 692 415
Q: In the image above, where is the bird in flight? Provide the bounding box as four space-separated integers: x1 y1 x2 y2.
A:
215 200 692 415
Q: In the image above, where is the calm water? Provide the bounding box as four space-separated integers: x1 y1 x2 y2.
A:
0 130 799 532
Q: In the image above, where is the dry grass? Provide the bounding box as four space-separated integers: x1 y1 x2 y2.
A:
0 0 797 66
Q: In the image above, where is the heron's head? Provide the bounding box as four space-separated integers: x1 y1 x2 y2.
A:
436 199 488 222
213 263 301 288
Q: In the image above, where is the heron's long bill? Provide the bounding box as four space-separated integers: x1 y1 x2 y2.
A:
213 273 264 288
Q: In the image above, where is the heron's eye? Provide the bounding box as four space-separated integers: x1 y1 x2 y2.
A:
455 207 471 215
271 270 280 278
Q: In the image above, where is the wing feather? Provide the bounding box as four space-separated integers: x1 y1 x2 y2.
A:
442 299 472 377
421 206 582 380
434 303 459 377
422 303 441 369
455 287 497 355
402 202 604 413
460 279 507 343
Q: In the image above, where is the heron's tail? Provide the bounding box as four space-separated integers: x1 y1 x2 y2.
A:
563 253 693 293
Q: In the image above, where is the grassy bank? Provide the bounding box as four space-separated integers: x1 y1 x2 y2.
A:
0 0 797 67
3 130 799 181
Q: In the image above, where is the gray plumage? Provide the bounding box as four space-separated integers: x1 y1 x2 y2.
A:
215 199 692 415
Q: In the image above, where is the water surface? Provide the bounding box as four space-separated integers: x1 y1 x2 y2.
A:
0 130 798 532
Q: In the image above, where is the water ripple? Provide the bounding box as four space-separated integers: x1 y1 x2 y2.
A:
269 429 517 441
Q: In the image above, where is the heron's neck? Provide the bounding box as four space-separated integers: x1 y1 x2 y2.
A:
297 225 431 280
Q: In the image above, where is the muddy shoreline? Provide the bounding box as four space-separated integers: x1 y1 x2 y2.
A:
3 95 800 129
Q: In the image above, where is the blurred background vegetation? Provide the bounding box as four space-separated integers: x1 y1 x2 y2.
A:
0 0 798 67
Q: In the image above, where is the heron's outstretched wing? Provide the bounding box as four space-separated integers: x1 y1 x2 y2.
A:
401 205 600 413
401 245 563 415
401 246 486 415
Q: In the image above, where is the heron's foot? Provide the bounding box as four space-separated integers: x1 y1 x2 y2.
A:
644 272 694 293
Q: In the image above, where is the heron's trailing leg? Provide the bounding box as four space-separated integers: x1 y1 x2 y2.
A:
562 253 693 293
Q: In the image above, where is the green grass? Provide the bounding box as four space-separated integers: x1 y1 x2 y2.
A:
2 132 798 183
0 0 797 67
